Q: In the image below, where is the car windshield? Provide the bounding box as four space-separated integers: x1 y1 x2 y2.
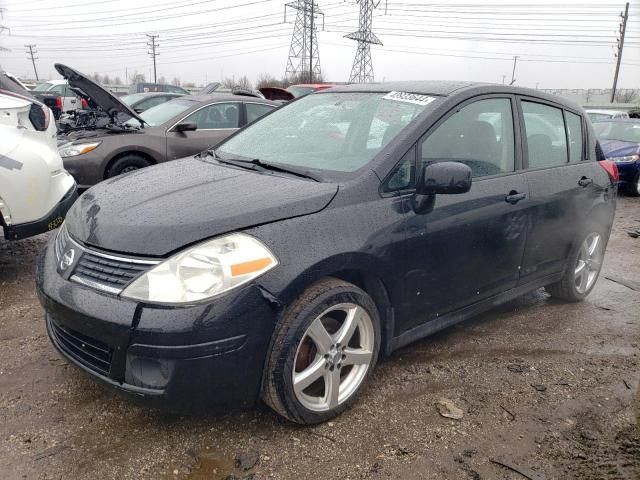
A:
120 93 147 105
218 91 435 177
32 82 54 92
286 86 315 97
593 121 640 143
124 98 195 127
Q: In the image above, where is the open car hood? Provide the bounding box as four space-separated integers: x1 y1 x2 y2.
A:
259 87 294 102
54 63 145 125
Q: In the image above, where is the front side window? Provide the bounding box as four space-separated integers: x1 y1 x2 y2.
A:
420 98 515 178
522 101 568 168
246 103 274 124
565 112 584 162
185 103 240 129
218 92 435 176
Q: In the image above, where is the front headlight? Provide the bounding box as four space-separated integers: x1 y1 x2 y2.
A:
608 154 639 163
121 233 278 304
58 141 101 158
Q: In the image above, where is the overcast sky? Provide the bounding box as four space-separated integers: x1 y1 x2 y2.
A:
0 0 639 89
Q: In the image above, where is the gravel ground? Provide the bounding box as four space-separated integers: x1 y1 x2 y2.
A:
1 196 638 480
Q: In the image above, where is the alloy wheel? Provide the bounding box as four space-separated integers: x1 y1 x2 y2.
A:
574 232 603 294
293 303 374 412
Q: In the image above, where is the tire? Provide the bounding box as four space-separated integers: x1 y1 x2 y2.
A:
106 154 151 178
544 222 607 302
262 278 381 424
625 171 640 197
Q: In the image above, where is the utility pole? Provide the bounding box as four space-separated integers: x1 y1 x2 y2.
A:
146 34 159 83
25 44 39 80
502 75 506 84
309 0 314 83
611 2 629 103
346 0 382 83
509 56 519 85
285 1 323 81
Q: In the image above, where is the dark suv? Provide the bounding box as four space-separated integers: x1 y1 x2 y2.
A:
36 81 617 424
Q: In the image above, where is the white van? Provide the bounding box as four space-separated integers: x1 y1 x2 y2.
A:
0 75 77 240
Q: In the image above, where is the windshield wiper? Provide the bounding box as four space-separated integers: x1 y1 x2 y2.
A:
209 151 319 182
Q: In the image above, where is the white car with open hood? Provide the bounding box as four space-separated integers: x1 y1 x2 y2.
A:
0 73 77 240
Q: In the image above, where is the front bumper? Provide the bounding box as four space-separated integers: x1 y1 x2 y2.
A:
62 151 106 190
3 184 78 240
36 235 279 412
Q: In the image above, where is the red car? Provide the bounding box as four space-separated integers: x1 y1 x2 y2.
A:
286 83 335 98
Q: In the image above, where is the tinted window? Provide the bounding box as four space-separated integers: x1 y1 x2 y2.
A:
522 101 568 168
246 103 274 124
565 112 583 162
32 82 54 92
137 96 169 111
126 98 195 127
186 103 240 129
420 98 515 178
50 84 69 94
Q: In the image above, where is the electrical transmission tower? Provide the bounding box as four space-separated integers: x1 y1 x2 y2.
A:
285 1 323 82
345 0 382 83
25 44 39 80
146 34 159 83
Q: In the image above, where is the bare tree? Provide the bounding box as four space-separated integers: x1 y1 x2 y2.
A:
172 77 181 87
221 77 236 89
183 81 196 88
256 73 280 89
92 72 103 84
158 75 166 84
102 74 111 85
113 77 123 85
614 89 639 103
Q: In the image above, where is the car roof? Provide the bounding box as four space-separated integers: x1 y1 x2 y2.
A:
324 80 584 111
46 79 68 85
291 83 335 88
586 109 628 114
591 118 640 123
125 92 183 97
180 94 279 104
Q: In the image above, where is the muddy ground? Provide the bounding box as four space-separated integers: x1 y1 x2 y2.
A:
1 197 639 480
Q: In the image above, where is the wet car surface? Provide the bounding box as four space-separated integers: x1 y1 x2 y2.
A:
1 196 638 479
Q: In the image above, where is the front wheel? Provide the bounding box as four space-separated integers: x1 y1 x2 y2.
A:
106 154 151 178
262 278 381 424
545 224 606 301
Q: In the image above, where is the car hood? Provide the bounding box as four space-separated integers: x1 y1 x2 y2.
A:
600 139 640 159
65 156 338 256
55 63 145 125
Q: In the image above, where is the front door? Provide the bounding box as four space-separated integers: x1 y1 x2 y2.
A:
392 96 531 332
165 102 240 160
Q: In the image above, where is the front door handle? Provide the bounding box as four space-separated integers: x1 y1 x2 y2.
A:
505 191 526 204
578 177 593 187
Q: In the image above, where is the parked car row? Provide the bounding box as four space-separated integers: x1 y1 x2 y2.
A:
33 79 619 425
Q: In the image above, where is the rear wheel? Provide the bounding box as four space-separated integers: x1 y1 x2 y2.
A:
545 223 606 301
262 278 380 424
106 154 151 178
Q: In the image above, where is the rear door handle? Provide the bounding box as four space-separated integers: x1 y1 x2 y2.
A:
505 191 526 204
578 177 593 187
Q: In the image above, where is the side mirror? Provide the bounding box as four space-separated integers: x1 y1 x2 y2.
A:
174 122 197 132
417 161 472 195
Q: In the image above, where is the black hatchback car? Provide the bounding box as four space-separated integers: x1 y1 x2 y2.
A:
36 81 617 424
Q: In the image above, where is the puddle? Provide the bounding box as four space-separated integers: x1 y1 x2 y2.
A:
182 452 235 480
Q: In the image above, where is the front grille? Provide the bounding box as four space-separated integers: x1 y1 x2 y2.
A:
55 225 159 295
73 252 153 293
49 317 113 376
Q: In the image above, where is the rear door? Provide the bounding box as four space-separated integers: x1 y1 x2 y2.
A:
165 102 241 160
517 97 601 282
391 95 531 331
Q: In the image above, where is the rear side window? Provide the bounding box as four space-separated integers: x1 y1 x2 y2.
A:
246 103 274 124
565 112 583 162
522 101 568 168
420 98 515 178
